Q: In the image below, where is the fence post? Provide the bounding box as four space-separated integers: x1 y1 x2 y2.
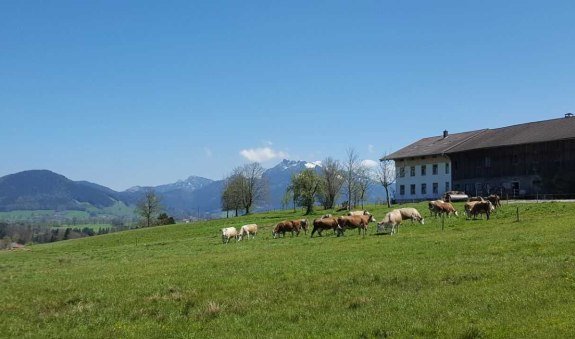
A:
516 207 519 222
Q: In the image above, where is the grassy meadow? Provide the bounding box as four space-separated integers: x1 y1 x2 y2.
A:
0 210 90 222
1 202 574 338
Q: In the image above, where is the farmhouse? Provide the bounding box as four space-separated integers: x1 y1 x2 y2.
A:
384 114 575 201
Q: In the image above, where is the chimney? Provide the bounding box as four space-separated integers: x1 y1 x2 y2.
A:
443 130 449 138
565 113 574 118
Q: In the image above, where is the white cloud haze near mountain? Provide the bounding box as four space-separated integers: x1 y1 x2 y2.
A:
361 159 379 169
240 147 288 162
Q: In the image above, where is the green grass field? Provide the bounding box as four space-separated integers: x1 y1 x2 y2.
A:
1 202 574 338
0 210 90 222
0 202 134 223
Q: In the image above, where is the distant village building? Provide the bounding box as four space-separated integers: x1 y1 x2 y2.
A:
384 115 575 201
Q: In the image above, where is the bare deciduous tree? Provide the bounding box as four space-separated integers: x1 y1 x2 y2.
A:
343 148 360 210
222 163 268 215
318 157 344 210
136 189 163 227
221 174 243 217
239 162 267 214
376 154 396 207
355 163 372 209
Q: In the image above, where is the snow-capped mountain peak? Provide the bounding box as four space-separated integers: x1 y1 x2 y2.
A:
304 161 322 169
278 159 301 170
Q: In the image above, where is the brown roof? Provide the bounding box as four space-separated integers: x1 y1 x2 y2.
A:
384 117 575 160
384 129 487 160
447 117 575 152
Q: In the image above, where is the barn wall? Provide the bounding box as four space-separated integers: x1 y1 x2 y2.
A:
449 139 575 196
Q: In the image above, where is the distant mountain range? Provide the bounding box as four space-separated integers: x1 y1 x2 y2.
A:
0 160 388 220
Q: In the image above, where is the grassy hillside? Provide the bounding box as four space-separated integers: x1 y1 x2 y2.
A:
1 202 574 338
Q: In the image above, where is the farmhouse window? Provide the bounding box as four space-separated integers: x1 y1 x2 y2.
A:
445 181 450 192
432 164 438 175
485 157 491 167
400 185 405 195
432 182 438 194
410 184 416 195
421 183 427 195
399 167 405 178
410 166 415 177
445 163 450 174
421 165 426 176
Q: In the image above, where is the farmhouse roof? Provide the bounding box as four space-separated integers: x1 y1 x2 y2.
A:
447 117 575 152
384 129 487 160
384 116 575 160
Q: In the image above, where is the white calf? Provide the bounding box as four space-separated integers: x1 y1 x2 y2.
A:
221 227 238 244
238 224 258 241
377 210 403 235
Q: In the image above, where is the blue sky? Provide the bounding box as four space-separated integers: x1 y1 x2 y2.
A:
1 1 574 190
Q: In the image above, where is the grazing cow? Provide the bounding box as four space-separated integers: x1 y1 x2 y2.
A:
272 220 306 238
376 210 402 235
396 208 425 224
429 200 458 217
428 200 445 217
337 214 375 236
464 201 480 219
470 201 494 220
238 224 258 241
486 194 501 208
221 227 238 244
469 196 484 202
291 219 309 235
347 210 371 216
272 220 294 238
311 217 339 237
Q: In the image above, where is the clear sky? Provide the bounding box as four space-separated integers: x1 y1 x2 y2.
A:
1 1 574 190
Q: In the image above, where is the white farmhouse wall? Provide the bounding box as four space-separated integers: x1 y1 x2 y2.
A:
394 155 452 202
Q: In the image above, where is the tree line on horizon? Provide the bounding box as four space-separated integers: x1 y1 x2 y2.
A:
220 149 396 216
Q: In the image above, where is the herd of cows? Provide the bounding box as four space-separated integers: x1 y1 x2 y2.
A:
220 194 503 244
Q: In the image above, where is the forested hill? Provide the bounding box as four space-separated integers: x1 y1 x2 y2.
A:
0 170 120 211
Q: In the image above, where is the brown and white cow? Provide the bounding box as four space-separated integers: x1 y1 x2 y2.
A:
486 194 501 208
464 201 481 218
429 201 458 217
428 200 445 217
272 220 306 238
291 219 309 235
469 201 494 220
337 214 376 237
311 217 339 237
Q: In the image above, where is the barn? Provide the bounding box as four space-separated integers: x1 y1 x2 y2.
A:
384 114 575 201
